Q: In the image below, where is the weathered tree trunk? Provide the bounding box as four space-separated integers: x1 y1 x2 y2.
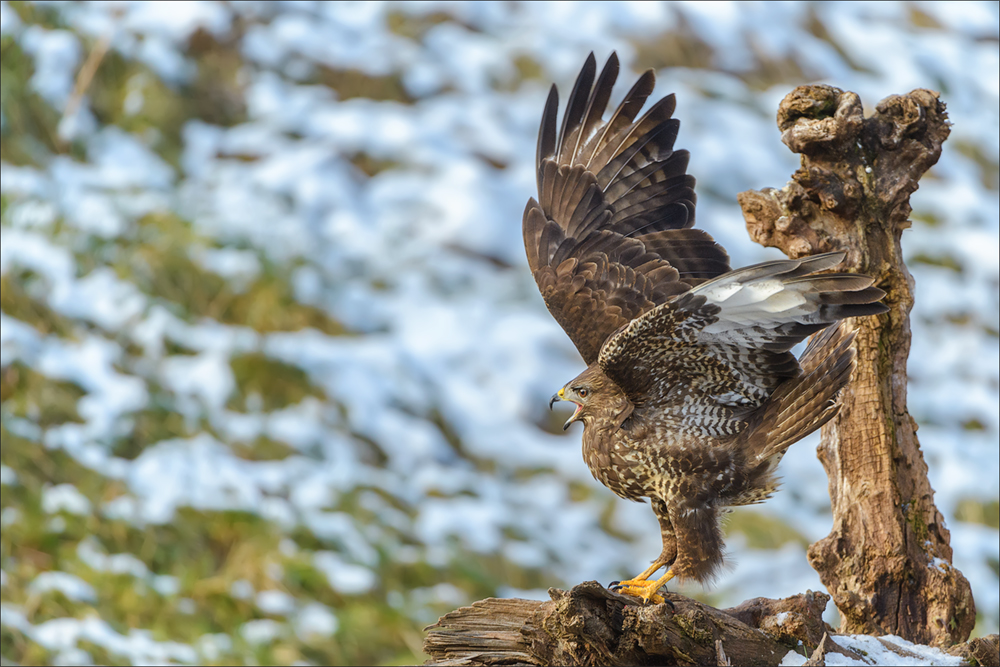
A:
738 84 975 645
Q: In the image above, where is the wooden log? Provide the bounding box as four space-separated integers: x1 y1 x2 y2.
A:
424 582 833 666
946 634 1000 667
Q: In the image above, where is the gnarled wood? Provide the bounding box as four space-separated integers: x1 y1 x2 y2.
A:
738 84 975 645
424 583 996 665
947 634 1000 667
424 582 830 666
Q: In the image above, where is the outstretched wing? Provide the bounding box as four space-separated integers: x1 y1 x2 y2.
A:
524 52 731 365
597 252 887 439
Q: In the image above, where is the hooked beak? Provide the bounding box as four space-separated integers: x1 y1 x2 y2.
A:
549 387 582 430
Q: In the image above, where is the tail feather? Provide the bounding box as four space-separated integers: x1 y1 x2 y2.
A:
748 322 857 465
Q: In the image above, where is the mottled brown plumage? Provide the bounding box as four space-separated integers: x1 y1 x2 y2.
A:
527 53 887 601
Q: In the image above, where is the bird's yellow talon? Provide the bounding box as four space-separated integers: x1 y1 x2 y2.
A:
611 570 675 604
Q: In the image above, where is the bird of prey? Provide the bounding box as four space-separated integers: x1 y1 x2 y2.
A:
527 53 887 603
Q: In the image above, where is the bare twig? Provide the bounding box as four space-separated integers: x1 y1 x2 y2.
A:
60 33 111 140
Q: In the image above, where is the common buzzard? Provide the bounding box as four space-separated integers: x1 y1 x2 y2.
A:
528 53 887 602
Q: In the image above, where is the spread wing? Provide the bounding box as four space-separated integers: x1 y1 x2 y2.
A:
523 52 731 365
597 253 888 439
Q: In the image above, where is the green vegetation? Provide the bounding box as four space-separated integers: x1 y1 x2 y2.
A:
955 499 1000 531
0 363 85 426
228 353 326 413
0 36 68 164
0 272 76 338
910 252 965 274
724 509 810 550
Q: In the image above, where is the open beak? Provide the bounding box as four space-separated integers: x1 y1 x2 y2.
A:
549 387 582 430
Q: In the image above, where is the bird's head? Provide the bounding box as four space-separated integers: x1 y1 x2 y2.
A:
549 366 607 430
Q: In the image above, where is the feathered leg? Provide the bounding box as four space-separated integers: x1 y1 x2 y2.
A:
613 499 723 603
611 497 677 603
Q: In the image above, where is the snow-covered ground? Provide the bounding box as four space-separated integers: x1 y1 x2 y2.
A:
1 1 997 663
781 633 967 666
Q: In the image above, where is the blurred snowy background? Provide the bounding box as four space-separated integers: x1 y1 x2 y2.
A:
0 1 997 664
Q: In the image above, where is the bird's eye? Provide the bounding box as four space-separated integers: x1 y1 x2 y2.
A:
578 388 589 398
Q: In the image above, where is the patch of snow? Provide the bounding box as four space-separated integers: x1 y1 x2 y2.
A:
0 465 18 486
152 575 180 597
830 634 965 666
19 26 80 107
239 618 283 646
28 572 97 603
77 537 149 578
1 605 198 664
313 551 377 595
229 579 253 601
41 484 92 516
256 589 296 616
196 633 232 661
780 648 808 666
293 602 338 640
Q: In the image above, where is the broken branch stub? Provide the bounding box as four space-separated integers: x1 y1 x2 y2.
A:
738 84 975 646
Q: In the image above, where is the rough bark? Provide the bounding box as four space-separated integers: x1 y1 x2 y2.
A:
424 581 831 666
738 84 975 645
946 634 1000 667
424 582 997 666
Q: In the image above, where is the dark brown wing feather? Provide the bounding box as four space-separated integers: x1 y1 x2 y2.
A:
743 322 858 465
524 52 731 364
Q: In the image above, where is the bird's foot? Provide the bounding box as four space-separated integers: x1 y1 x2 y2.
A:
609 570 674 604
610 578 665 604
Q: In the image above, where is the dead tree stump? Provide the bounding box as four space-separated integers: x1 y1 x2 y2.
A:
738 84 975 645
